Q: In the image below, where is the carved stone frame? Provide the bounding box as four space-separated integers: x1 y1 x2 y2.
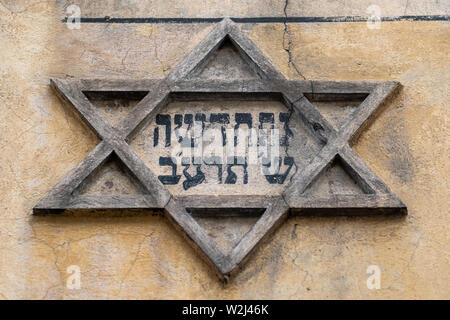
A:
34 18 406 281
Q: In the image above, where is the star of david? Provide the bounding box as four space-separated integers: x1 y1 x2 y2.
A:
34 18 406 281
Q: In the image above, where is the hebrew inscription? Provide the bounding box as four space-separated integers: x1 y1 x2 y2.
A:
131 98 321 195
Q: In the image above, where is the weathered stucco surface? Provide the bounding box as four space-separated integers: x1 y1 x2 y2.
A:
0 1 449 299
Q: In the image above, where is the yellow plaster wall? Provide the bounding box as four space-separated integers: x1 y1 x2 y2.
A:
0 1 448 299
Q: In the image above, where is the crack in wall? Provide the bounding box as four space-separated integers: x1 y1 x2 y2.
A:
282 0 306 80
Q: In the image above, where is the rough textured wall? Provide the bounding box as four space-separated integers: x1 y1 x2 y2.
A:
0 0 449 299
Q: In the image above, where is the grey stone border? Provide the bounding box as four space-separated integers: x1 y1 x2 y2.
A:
34 18 406 281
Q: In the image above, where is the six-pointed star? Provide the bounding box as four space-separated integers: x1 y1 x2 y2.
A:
34 18 406 281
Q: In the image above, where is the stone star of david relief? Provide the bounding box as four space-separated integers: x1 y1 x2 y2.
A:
34 18 407 281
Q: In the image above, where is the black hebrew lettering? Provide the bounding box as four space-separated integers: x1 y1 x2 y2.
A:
234 113 252 146
225 157 248 184
174 113 194 147
157 157 181 185
259 112 274 129
279 112 293 147
258 112 274 146
153 127 159 147
210 113 230 146
193 113 206 147
263 156 295 184
154 114 171 147
195 113 207 127
182 161 206 190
